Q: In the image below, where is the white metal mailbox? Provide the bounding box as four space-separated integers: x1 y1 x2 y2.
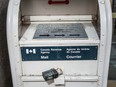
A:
7 0 112 87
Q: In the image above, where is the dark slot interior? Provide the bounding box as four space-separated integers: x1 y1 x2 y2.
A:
39 34 50 36
69 34 80 36
54 34 65 36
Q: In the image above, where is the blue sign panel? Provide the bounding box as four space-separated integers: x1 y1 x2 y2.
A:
21 46 98 61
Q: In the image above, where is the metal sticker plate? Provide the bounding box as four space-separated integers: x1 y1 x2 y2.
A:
21 46 98 61
33 23 88 39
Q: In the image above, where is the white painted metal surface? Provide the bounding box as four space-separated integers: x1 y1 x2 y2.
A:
23 15 93 22
23 82 98 87
21 75 98 82
7 0 112 87
22 61 98 75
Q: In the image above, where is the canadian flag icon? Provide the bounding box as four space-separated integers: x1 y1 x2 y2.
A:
26 49 36 54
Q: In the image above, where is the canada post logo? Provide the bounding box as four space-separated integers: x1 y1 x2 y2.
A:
26 49 36 54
